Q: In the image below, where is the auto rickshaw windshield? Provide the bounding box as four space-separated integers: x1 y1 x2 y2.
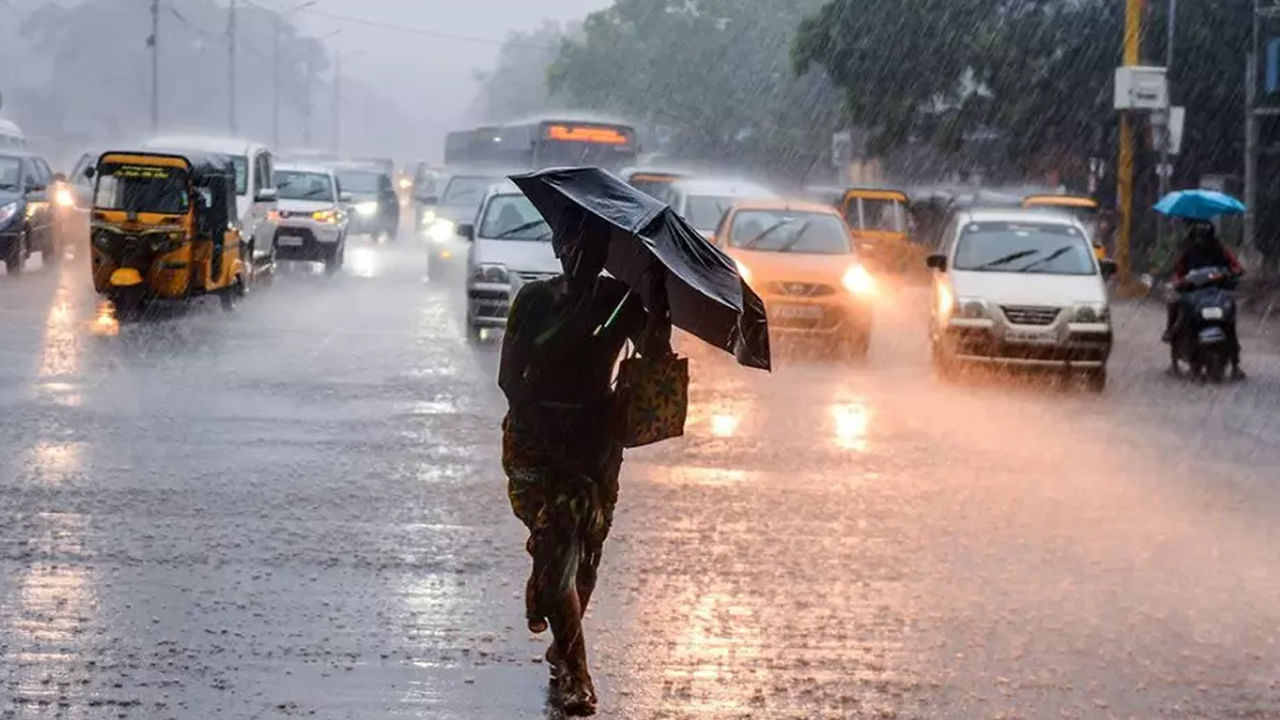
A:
94 162 190 214
844 197 907 232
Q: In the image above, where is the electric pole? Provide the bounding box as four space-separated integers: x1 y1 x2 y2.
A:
333 52 342 154
1156 0 1177 253
1116 0 1142 286
149 0 159 133
227 0 237 135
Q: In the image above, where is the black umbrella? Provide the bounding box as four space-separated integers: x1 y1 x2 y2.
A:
509 166 770 371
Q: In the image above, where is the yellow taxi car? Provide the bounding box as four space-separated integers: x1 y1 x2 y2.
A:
1022 194 1106 259
714 199 876 360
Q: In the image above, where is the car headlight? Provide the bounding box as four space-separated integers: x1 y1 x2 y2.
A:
841 264 875 295
954 296 989 319
55 186 75 208
355 201 378 217
0 201 18 226
937 285 954 318
312 209 340 224
428 219 455 244
1073 302 1109 324
473 263 509 284
420 208 437 227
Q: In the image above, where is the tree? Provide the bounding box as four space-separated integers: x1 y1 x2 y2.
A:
468 21 576 123
549 0 841 180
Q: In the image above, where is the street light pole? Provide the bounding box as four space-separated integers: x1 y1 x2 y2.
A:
1157 0 1177 253
149 0 159 133
1116 0 1142 285
333 49 365 155
227 0 237 134
273 1 316 149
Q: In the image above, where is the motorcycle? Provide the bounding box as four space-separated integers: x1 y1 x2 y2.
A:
1167 266 1240 383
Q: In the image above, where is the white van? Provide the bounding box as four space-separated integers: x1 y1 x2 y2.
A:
145 135 278 275
0 119 26 149
665 177 775 238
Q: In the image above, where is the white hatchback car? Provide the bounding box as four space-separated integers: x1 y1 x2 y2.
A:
664 177 775 238
272 163 351 274
926 208 1116 390
457 182 559 341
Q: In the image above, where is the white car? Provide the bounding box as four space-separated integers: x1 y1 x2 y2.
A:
664 177 775 238
272 163 350 274
145 135 278 276
458 182 559 341
926 208 1116 391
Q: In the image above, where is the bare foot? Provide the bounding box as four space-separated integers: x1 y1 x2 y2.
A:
558 671 597 716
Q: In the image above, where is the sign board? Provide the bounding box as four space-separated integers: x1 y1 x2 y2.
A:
1152 106 1186 155
1114 66 1168 111
831 130 853 168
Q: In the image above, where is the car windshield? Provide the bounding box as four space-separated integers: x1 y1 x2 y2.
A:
629 175 679 200
954 221 1096 275
275 171 334 201
0 156 20 191
442 176 492 205
338 171 381 194
231 156 247 195
730 210 852 254
93 162 189 214
845 197 907 232
479 194 550 241
685 194 737 232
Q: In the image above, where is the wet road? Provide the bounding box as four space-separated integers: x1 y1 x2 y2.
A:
4 237 1280 719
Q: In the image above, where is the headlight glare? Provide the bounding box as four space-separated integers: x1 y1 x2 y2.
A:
428 219 455 244
841 264 875 295
355 201 379 217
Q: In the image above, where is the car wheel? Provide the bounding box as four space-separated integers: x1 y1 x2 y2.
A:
1083 368 1107 393
5 230 27 275
931 341 956 380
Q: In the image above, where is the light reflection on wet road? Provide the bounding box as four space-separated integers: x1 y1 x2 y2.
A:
3 239 1280 718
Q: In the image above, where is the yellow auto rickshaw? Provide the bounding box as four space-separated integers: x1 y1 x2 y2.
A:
1022 194 1106 260
86 150 247 318
840 188 928 278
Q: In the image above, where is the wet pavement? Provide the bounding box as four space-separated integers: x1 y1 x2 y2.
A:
3 236 1280 719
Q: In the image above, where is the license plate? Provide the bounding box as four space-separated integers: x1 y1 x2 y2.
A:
1201 307 1224 320
1005 329 1056 345
278 235 304 247
773 304 823 320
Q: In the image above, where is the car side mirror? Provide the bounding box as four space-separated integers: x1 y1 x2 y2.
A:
926 253 947 271
1099 259 1117 278
339 191 354 203
254 187 278 203
457 222 475 242
83 166 96 180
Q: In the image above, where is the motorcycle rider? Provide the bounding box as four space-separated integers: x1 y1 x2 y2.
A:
1162 221 1245 378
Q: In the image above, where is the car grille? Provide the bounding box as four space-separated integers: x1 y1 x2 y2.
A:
766 281 836 298
1001 305 1060 326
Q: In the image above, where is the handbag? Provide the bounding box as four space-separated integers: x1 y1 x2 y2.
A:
615 350 689 448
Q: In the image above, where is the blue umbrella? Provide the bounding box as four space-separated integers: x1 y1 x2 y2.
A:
1154 189 1246 221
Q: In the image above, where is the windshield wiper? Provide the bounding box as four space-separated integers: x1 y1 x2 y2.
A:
495 219 549 239
1017 245 1075 272
775 221 814 253
975 248 1040 270
743 221 791 249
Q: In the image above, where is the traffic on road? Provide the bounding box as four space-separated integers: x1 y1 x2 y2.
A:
3 1 1280 717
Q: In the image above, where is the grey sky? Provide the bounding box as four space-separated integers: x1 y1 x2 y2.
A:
296 0 609 158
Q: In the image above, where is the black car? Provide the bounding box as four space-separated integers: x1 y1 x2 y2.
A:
334 163 399 242
0 150 59 274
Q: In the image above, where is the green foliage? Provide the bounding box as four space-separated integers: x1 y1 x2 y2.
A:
548 0 840 177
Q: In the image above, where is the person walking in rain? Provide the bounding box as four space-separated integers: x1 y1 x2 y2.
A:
499 231 671 716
